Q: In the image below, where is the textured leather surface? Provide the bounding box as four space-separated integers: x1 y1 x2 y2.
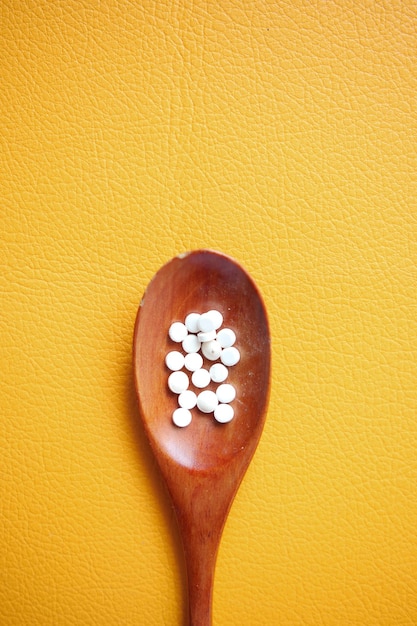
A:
1 1 417 624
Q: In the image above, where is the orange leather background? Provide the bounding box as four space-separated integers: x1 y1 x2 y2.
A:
1 1 417 624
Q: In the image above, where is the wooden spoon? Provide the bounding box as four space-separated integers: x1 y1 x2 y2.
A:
133 249 270 626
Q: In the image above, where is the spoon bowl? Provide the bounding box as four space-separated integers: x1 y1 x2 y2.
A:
133 249 270 625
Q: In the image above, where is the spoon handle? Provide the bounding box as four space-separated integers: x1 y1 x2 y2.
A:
183 525 219 626
167 468 238 626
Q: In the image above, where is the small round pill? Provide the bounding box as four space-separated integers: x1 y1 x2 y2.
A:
191 368 211 389
198 313 216 333
197 390 219 413
197 329 217 343
168 322 188 343
216 383 236 403
214 404 234 423
209 363 229 383
216 328 236 348
206 309 223 330
172 407 192 427
184 352 203 372
165 351 185 371
201 339 222 361
168 371 189 394
182 334 201 354
185 312 201 333
178 390 197 409
220 346 240 366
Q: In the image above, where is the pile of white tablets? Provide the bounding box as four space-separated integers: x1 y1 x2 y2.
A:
165 309 240 427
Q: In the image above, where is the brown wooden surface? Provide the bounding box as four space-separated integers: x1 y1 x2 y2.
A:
133 250 271 626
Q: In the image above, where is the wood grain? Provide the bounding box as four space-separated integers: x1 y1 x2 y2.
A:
133 250 270 625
